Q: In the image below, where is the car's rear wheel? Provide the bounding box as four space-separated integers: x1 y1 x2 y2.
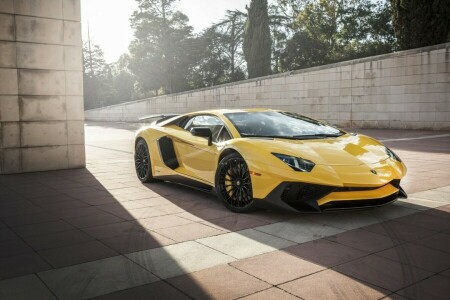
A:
135 139 156 183
216 153 255 213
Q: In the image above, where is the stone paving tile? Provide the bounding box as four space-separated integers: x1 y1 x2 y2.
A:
381 294 410 300
362 205 419 221
24 229 95 251
38 256 158 300
100 231 175 254
175 207 237 221
302 211 383 231
118 206 168 220
413 233 450 253
0 203 45 218
326 228 403 253
393 198 444 211
361 220 438 242
0 274 56 300
435 186 450 193
200 214 271 231
284 238 369 267
91 281 190 300
1 211 60 227
279 269 389 300
12 220 76 238
254 218 345 243
154 222 226 242
393 212 450 232
334 255 434 292
65 211 125 229
375 242 450 273
0 252 51 280
231 250 325 285
168 264 271 300
126 241 236 279
0 228 20 242
137 214 195 231
439 269 450 278
42 202 97 217
410 190 450 203
197 228 295 259
396 275 450 300
0 239 34 258
423 205 450 219
82 221 148 240
239 287 300 300
37 240 119 268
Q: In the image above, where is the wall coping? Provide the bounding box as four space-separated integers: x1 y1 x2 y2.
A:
85 42 450 112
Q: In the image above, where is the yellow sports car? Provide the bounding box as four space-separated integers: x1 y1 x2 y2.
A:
135 109 407 213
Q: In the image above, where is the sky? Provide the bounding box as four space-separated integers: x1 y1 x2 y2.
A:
81 0 251 63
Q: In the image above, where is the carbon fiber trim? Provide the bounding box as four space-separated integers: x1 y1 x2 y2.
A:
157 136 179 169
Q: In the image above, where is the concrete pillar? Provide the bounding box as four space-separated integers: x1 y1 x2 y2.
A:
0 0 85 174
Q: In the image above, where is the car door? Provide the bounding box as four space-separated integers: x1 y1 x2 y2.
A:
172 115 231 184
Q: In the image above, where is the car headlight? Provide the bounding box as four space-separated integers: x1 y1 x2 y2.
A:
272 153 315 172
385 147 402 162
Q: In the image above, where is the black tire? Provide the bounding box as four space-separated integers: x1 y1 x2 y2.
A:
215 152 255 213
135 139 156 183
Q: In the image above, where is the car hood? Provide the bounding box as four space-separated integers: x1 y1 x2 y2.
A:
242 134 389 166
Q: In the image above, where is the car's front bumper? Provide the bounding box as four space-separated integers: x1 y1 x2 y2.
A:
255 179 407 212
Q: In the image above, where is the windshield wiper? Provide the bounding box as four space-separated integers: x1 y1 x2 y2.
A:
292 133 343 139
240 134 298 140
240 133 344 140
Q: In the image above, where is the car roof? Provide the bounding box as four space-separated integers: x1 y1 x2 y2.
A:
186 108 278 116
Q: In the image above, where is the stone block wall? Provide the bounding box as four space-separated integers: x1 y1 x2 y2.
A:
85 43 450 130
0 0 85 174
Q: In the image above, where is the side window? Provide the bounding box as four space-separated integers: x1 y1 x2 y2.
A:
184 115 232 143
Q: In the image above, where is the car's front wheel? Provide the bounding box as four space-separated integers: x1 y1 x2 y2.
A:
215 153 255 213
135 139 156 183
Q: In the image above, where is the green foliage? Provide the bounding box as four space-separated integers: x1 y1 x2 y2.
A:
243 0 272 78
82 43 113 109
83 0 425 106
280 0 396 71
129 0 202 95
83 45 137 109
189 10 247 88
390 0 450 50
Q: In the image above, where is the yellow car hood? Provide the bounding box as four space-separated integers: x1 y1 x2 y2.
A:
243 134 389 166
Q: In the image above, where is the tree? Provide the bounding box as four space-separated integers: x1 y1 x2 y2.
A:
187 28 230 88
110 54 137 105
129 0 201 95
268 4 291 73
280 0 396 70
243 0 272 78
82 42 114 109
214 10 247 81
390 0 450 50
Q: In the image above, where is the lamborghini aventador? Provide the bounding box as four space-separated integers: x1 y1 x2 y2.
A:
134 109 407 213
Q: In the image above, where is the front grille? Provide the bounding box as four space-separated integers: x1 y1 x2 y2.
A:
280 183 337 212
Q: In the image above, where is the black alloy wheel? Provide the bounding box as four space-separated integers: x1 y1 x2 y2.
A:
216 153 255 212
135 139 155 183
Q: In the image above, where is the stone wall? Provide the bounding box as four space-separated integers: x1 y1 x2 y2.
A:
85 43 450 130
0 0 85 174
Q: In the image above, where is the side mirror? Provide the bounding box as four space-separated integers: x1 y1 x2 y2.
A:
190 127 212 145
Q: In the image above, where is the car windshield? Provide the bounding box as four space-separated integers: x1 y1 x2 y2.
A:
224 111 344 139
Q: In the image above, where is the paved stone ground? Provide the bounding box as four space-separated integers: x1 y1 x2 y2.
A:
0 123 449 300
